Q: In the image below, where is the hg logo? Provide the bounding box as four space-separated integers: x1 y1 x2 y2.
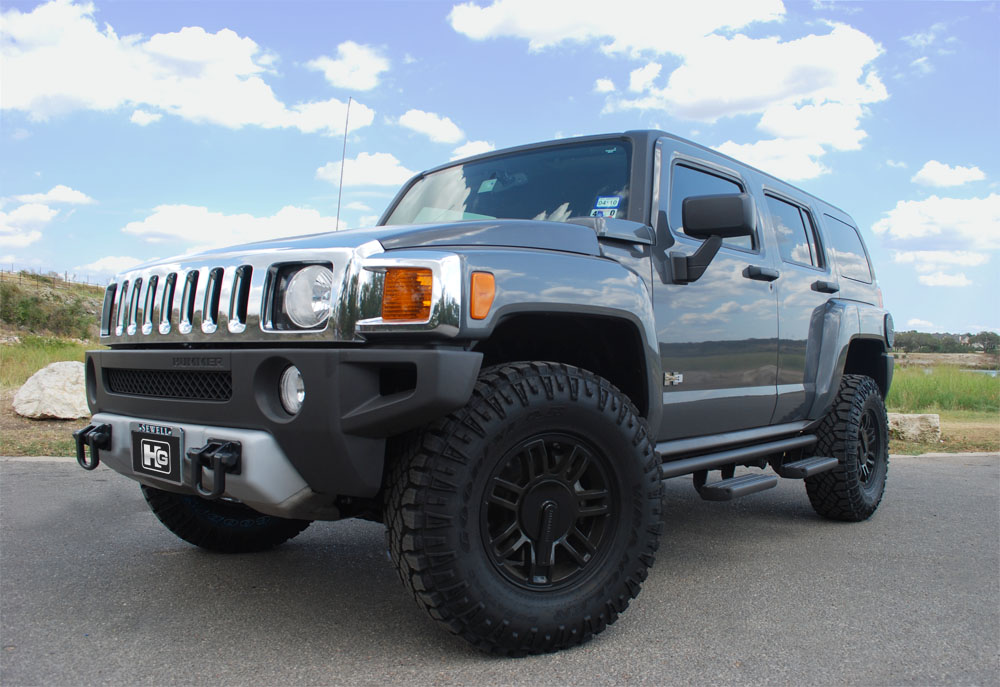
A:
141 439 171 474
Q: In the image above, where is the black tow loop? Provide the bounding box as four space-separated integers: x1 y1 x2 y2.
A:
185 440 242 500
73 424 112 470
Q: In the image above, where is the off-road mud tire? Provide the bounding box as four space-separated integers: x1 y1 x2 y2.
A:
805 374 889 521
384 362 662 656
142 485 311 553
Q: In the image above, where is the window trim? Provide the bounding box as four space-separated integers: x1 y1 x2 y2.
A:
662 155 760 256
763 190 828 273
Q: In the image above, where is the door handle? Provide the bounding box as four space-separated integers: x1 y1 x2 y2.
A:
743 265 780 282
811 279 840 293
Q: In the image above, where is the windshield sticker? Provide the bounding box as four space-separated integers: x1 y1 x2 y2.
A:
595 196 621 209
590 208 618 218
478 178 497 193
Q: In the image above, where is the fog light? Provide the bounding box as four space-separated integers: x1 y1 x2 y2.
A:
279 365 305 414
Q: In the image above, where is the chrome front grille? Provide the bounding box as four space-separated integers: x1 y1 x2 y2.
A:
99 241 385 345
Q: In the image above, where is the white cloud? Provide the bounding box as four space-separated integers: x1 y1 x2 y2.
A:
594 78 615 93
449 0 784 56
316 152 416 187
910 56 933 75
397 109 464 143
122 204 345 250
911 160 986 187
892 250 989 273
130 109 162 126
0 203 58 247
628 62 661 93
75 255 144 275
872 194 1000 251
886 159 907 168
451 140 496 160
918 272 972 287
0 1 375 136
715 137 828 180
358 214 381 227
306 41 390 91
14 184 94 205
447 3 886 181
344 201 372 211
906 318 935 329
903 22 947 49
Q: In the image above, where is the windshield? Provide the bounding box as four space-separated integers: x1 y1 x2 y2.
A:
384 140 632 225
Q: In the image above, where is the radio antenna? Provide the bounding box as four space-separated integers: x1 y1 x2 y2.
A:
335 96 352 231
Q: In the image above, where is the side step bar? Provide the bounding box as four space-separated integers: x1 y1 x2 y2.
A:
698 474 778 501
660 435 817 480
776 455 839 478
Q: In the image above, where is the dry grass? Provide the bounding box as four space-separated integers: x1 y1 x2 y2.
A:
0 389 88 457
889 410 999 455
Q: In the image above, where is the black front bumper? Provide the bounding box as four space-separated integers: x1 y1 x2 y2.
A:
85 347 483 498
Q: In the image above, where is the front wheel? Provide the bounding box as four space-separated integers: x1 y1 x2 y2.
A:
806 374 889 521
142 485 311 553
384 362 662 656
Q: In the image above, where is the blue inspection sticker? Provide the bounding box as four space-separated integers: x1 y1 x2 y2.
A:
595 196 621 209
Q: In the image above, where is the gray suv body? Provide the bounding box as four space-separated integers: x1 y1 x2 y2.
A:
76 130 894 655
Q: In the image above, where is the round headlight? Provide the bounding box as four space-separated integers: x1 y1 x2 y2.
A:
284 265 334 329
279 365 305 414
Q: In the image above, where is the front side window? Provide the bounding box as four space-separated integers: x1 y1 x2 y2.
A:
767 195 822 268
384 140 631 225
666 164 753 251
825 215 873 283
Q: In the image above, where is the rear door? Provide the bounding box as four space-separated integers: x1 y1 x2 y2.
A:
652 139 779 440
761 190 836 423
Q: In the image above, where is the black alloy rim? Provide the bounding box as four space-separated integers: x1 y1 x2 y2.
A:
481 433 616 590
857 408 882 486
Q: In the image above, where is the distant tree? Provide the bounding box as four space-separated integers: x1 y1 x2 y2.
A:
971 331 1000 353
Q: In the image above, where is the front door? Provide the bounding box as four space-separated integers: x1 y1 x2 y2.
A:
651 140 778 440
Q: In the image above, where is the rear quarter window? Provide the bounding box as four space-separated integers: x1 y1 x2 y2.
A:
824 215 872 283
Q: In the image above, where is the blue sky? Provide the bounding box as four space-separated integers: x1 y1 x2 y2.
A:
1 0 997 334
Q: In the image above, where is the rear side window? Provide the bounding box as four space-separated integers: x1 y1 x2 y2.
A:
824 215 873 283
766 195 823 268
667 164 753 251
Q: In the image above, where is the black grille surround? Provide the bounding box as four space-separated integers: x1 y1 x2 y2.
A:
105 367 233 402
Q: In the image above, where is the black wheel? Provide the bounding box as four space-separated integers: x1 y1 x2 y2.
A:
384 362 662 656
806 374 889 521
141 485 311 553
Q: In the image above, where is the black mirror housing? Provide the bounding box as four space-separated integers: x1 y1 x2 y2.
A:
682 193 756 240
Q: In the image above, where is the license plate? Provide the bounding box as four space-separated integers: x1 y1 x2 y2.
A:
130 422 184 484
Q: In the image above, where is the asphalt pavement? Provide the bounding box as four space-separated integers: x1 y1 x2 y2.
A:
1 453 997 686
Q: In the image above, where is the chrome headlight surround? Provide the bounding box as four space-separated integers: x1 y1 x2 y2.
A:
264 262 334 331
354 253 462 337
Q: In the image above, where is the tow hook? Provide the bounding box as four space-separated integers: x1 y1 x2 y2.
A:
73 423 112 470
185 440 242 500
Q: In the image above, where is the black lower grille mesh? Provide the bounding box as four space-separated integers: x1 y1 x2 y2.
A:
105 368 232 401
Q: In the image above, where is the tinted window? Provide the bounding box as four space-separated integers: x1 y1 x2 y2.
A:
667 164 753 251
385 140 631 225
825 215 872 283
766 196 821 267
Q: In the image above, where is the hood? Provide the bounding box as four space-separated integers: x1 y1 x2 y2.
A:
149 219 601 267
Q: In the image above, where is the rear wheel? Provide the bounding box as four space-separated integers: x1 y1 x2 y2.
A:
384 362 662 655
142 485 311 553
806 374 889 521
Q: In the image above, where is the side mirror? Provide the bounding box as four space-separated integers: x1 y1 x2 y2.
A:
682 193 756 240
671 193 755 284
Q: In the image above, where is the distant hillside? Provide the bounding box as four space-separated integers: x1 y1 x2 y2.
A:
0 270 104 340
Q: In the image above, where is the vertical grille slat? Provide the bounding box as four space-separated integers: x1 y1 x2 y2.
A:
202 267 223 333
179 270 199 334
116 280 130 335
159 272 177 334
101 284 117 336
228 265 253 333
142 275 158 335
127 278 142 335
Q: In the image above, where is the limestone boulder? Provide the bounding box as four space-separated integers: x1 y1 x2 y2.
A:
13 361 90 420
887 413 941 443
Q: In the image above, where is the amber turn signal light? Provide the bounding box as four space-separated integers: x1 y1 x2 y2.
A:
470 272 495 320
382 268 433 321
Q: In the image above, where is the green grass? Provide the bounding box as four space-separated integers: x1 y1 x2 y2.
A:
887 366 999 413
0 335 94 390
0 281 99 339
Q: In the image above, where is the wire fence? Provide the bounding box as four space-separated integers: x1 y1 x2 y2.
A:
0 268 107 292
